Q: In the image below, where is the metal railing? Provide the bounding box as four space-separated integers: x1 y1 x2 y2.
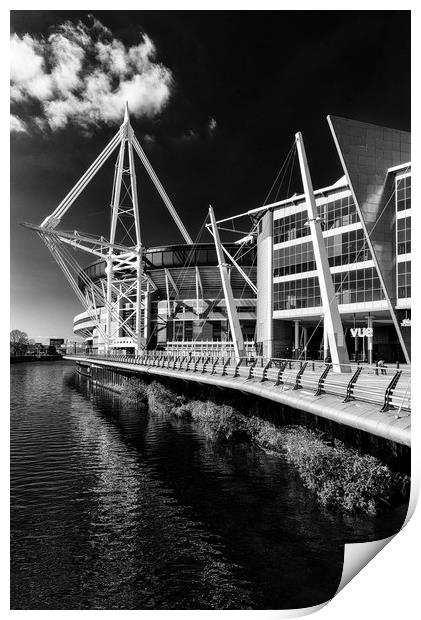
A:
164 340 256 359
66 353 411 415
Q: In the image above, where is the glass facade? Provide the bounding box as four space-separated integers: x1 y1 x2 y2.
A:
145 244 255 269
325 228 370 265
273 209 309 244
397 216 411 255
396 175 411 211
317 193 358 229
396 172 412 303
273 267 383 311
274 276 321 310
273 193 358 246
273 227 370 277
272 188 383 312
397 261 411 299
274 240 314 276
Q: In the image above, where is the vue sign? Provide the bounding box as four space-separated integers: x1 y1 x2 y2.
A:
350 327 373 338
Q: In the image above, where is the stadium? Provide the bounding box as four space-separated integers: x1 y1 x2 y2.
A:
27 106 411 366
72 242 257 355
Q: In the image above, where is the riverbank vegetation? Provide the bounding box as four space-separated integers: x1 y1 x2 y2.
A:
118 378 409 516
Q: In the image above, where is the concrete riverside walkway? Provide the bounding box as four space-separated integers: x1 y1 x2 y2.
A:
65 354 411 448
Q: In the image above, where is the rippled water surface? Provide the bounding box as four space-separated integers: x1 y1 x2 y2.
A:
11 361 408 609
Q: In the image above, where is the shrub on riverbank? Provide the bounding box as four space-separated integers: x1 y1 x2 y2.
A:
244 418 407 514
147 381 183 415
116 377 408 515
121 378 148 404
267 426 396 514
188 401 251 441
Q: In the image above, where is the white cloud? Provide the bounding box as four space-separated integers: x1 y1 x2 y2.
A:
49 32 85 96
208 117 217 131
96 39 129 76
10 18 173 133
10 33 53 101
10 114 28 133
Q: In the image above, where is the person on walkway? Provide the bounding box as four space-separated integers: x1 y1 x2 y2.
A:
378 359 387 375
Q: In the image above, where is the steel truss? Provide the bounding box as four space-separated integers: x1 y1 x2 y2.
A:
25 103 192 353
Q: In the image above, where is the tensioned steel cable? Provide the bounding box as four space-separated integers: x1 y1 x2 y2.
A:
261 141 296 206
155 213 209 347
177 142 297 350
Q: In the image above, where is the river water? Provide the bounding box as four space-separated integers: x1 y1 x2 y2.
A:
10 361 408 610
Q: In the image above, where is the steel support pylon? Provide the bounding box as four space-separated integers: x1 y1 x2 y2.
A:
209 205 245 361
295 132 351 373
104 103 145 354
27 102 193 355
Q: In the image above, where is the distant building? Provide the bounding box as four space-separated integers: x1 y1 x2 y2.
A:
49 338 65 354
65 339 86 355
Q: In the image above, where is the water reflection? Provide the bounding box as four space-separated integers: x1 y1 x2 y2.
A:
11 362 408 610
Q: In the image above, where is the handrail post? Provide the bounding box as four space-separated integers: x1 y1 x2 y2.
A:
293 361 308 390
261 359 272 382
343 367 363 402
234 358 243 378
248 359 257 379
202 356 211 374
315 364 332 396
211 357 219 375
276 361 287 386
380 371 402 413
222 358 230 376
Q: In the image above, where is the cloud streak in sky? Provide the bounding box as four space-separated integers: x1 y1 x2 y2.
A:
10 17 173 133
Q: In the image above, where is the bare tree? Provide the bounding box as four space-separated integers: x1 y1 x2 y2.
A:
10 329 29 356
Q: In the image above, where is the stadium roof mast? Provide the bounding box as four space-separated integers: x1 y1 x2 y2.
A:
104 102 144 353
25 103 195 354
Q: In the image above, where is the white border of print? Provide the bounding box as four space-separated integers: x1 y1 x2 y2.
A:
3 2 418 619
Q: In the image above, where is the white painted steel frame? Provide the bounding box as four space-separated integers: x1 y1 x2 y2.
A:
295 131 351 373
209 205 245 360
33 103 193 354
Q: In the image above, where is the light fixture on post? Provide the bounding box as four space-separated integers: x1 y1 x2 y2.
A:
304 216 324 227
